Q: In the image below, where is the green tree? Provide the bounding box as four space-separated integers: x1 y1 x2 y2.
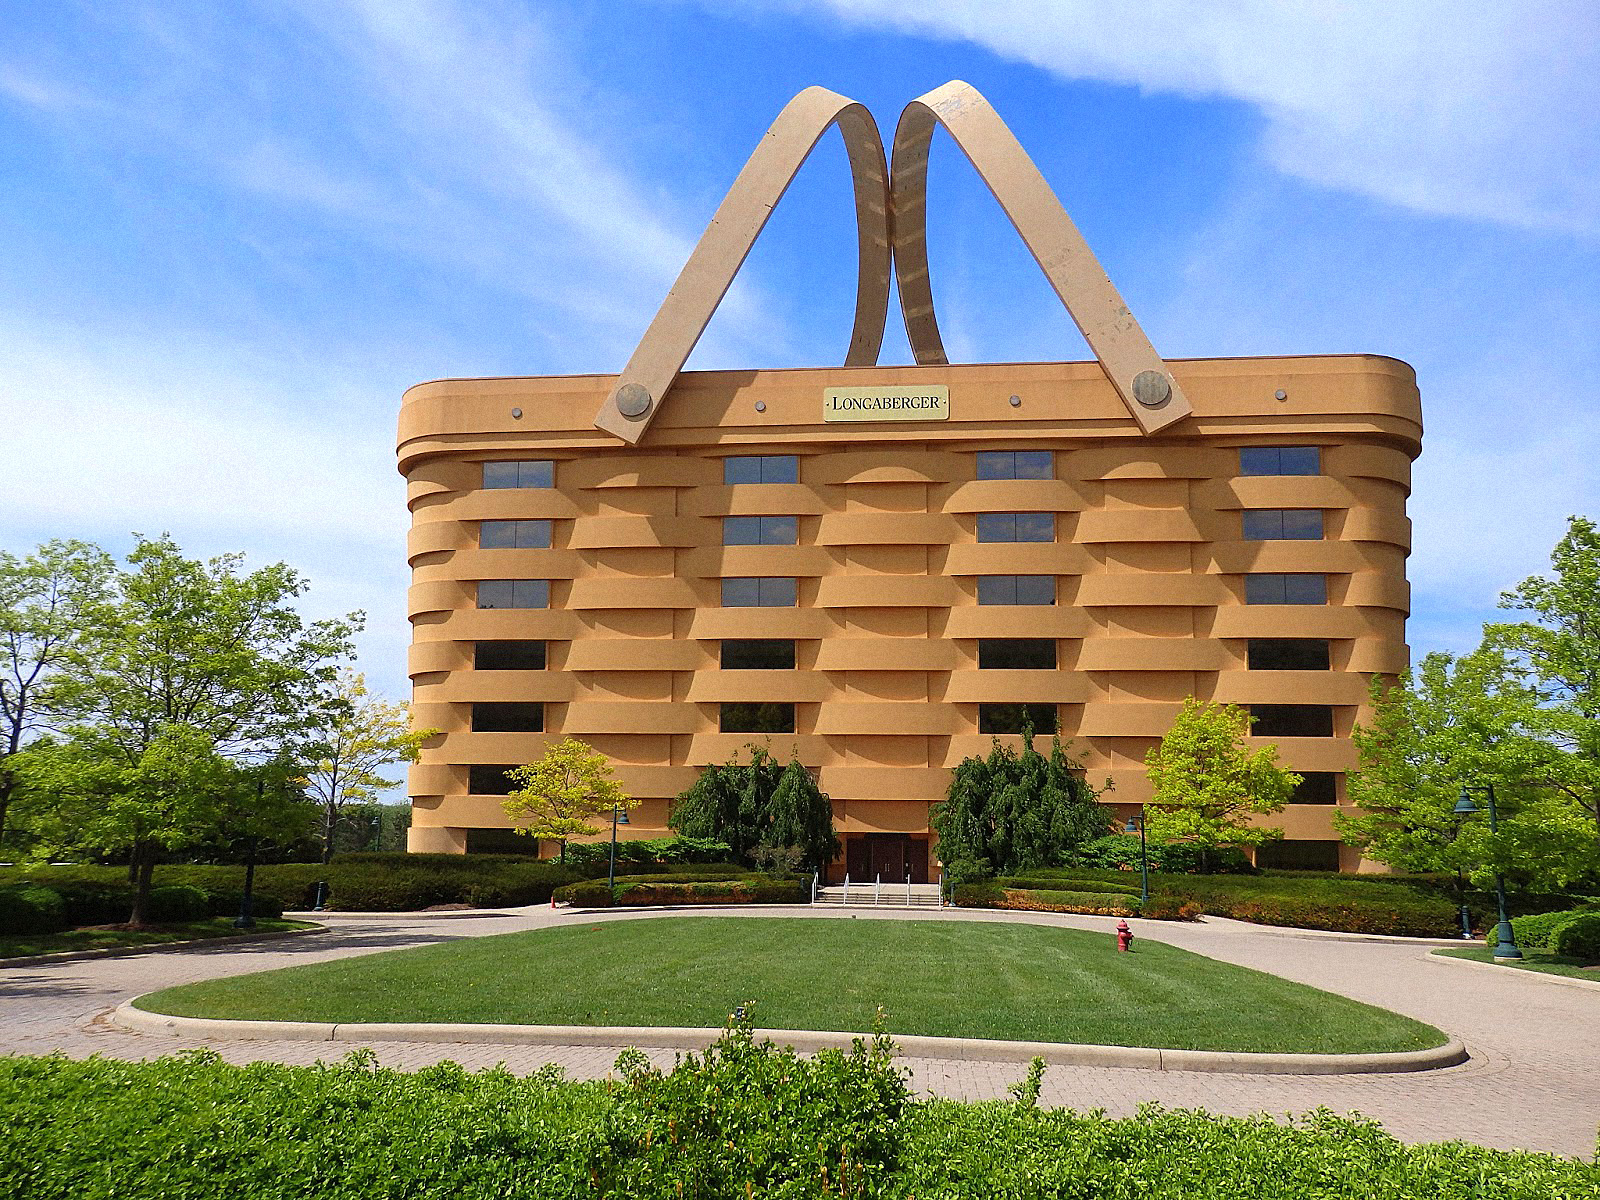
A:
0 540 113 849
931 725 1109 875
1144 698 1299 870
669 745 839 870
1486 514 1600 849
503 737 631 860
302 670 437 863
40 534 360 924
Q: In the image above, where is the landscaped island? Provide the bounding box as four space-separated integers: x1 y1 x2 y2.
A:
134 916 1445 1055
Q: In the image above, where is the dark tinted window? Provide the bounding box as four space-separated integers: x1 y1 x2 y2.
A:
1290 773 1339 804
976 450 1053 480
723 515 799 545
721 639 796 669
476 579 549 609
977 575 1055 605
721 577 797 607
1244 574 1327 605
978 639 1057 669
479 519 551 549
1250 704 1335 737
471 702 544 732
474 641 546 670
1247 639 1331 670
723 455 798 484
482 460 553 489
719 702 795 733
1242 509 1324 540
1255 840 1341 870
467 765 519 795
978 703 1057 734
976 512 1054 542
1239 446 1321 476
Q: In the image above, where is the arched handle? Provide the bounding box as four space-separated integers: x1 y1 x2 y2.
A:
595 86 891 443
891 81 1192 433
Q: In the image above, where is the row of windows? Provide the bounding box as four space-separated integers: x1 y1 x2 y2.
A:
478 447 1325 492
477 508 1323 549
467 638 1330 672
475 574 1331 609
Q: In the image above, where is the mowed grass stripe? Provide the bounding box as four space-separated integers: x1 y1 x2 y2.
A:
137 917 1446 1054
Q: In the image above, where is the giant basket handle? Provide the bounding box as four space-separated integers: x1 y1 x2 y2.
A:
595 87 891 443
892 81 1192 433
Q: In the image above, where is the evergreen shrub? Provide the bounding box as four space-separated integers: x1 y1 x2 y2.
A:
145 886 211 923
0 885 67 934
1551 912 1600 961
555 875 804 908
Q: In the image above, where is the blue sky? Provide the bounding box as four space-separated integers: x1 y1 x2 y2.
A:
1 0 1596 713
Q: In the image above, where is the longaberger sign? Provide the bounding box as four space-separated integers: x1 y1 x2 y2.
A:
823 385 949 423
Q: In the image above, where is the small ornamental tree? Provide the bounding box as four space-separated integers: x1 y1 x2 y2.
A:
669 746 838 870
1144 698 1299 871
503 737 631 860
931 724 1109 875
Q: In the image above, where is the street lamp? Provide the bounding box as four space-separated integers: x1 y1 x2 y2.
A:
607 802 631 896
1454 783 1521 960
1123 806 1149 906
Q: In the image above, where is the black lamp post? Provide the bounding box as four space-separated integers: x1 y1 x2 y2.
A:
1454 782 1521 960
607 803 630 896
1123 806 1149 907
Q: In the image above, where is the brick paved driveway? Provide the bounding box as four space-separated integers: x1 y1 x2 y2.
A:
2 905 1595 1158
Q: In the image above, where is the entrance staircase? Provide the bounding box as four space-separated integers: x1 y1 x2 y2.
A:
813 879 944 909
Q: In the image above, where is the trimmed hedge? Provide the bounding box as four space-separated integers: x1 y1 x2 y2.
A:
1552 912 1600 961
1487 905 1600 954
1 1035 1595 1199
954 883 1200 921
556 875 805 908
0 885 67 934
993 875 1141 897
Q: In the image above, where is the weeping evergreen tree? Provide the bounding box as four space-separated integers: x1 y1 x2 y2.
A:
931 722 1109 874
669 746 838 870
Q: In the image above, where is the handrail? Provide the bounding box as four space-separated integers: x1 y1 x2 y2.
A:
595 86 891 442
875 873 881 905
843 873 849 904
906 872 912 906
810 869 819 904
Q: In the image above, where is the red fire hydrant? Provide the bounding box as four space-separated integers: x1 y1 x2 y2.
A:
1116 919 1134 953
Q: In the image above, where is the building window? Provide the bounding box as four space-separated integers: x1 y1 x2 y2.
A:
1244 574 1327 605
977 575 1055 605
1290 773 1339 804
721 639 796 669
1246 639 1330 670
474 641 546 670
467 765 519 795
479 520 552 549
1242 509 1324 540
978 702 1057 734
976 450 1053 480
724 455 799 484
482 460 553 489
1250 704 1335 737
977 639 1057 669
976 512 1054 543
476 580 549 609
723 515 799 545
471 702 544 733
1239 446 1321 476
720 577 797 607
719 701 795 733
1255 840 1341 871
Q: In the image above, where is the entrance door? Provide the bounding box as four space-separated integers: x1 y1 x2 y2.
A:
867 834 910 882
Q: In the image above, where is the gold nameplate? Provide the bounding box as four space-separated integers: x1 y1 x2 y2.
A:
823 385 949 423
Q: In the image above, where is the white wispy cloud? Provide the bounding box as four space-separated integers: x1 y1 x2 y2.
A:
742 0 1600 238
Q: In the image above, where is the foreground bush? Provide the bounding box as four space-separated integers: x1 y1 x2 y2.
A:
0 1029 1594 1199
555 874 804 908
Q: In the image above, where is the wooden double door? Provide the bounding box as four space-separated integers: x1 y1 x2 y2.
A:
846 834 928 884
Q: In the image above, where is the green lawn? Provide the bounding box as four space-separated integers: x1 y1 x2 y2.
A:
137 917 1446 1054
0 919 313 960
1433 945 1600 981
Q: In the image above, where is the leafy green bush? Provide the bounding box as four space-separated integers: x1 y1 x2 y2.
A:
555 875 804 908
0 885 67 935
1070 835 1256 874
1551 912 1600 961
145 886 211 923
204 889 286 922
992 875 1140 897
560 836 734 874
1 1030 1594 1199
1009 888 1137 915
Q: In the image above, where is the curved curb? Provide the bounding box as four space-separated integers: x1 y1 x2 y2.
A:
112 1001 1467 1076
1426 948 1600 993
0 924 325 970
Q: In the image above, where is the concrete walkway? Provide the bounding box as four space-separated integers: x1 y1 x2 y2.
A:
2 904 1596 1158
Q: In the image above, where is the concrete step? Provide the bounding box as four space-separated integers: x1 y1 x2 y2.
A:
814 885 945 909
